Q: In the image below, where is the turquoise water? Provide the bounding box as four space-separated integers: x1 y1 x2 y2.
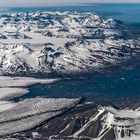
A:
9 4 140 23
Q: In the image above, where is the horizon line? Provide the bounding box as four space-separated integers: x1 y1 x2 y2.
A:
0 2 140 8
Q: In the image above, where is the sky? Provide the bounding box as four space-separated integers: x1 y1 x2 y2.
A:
0 0 140 7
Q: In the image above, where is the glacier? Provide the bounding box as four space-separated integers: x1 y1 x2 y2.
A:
0 97 81 136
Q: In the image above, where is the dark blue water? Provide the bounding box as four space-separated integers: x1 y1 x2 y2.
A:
9 3 140 23
18 63 140 104
16 68 138 104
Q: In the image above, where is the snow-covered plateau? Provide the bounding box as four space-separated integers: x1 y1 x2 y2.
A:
0 11 139 74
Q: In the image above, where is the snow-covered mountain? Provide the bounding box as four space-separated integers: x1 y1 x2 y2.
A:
47 105 140 140
2 101 140 140
0 12 139 74
0 11 121 37
0 31 31 39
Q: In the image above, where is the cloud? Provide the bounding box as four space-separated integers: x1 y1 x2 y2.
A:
0 0 139 7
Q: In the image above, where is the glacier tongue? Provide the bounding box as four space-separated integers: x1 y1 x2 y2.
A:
0 97 81 136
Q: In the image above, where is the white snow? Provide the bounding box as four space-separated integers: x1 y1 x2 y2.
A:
0 101 15 112
105 106 140 119
0 76 58 112
60 124 71 133
0 76 58 87
0 88 29 99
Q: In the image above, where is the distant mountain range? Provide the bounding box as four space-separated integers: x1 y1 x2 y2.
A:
0 11 139 74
